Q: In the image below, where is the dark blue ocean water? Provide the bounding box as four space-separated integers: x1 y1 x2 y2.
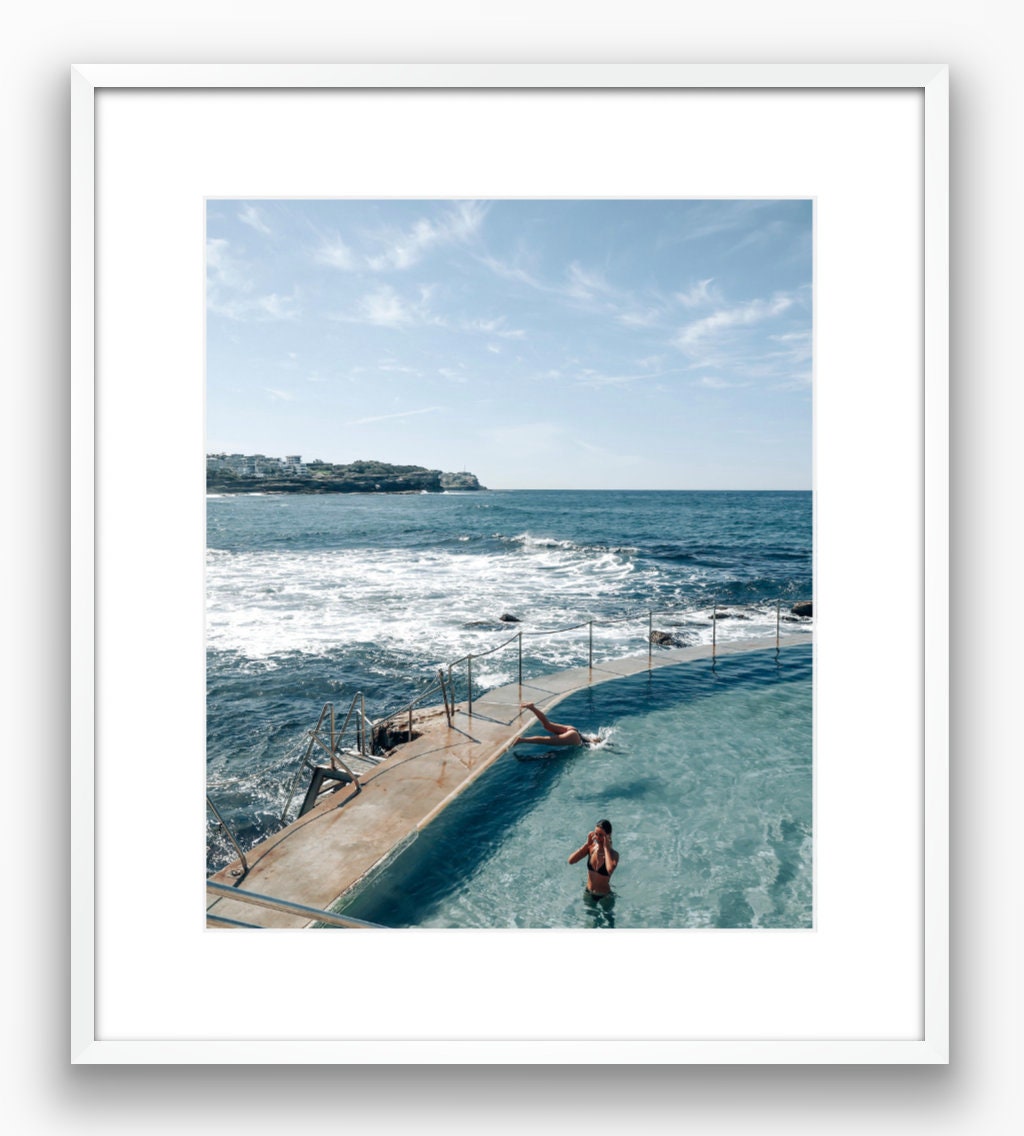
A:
206 490 811 869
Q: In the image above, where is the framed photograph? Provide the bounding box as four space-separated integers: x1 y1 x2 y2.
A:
71 64 948 1063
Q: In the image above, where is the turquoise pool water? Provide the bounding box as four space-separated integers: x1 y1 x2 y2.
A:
338 644 813 929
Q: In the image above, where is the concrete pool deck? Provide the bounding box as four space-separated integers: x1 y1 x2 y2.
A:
205 633 811 929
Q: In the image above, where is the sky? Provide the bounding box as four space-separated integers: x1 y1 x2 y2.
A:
206 199 812 490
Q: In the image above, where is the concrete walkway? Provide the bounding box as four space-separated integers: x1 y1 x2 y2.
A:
205 634 810 928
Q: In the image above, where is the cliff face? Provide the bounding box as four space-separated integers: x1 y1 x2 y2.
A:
206 460 485 494
439 471 485 491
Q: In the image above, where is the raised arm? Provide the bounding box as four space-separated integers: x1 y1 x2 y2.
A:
592 829 617 876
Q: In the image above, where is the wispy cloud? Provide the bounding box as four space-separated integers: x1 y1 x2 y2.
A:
317 201 489 274
357 286 414 328
376 359 422 376
564 261 614 302
675 279 718 308
463 315 526 339
617 307 664 328
347 405 443 426
238 204 272 236
206 238 300 321
660 200 776 247
314 237 359 270
477 253 547 292
335 283 450 331
674 294 795 352
572 364 685 389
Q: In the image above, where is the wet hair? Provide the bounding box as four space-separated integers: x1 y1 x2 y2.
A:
596 819 612 835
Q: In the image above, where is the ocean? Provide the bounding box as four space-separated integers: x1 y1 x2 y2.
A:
206 489 812 871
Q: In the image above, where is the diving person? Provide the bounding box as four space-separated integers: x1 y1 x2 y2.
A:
517 701 598 747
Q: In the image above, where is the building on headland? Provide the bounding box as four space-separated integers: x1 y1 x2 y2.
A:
207 452 305 479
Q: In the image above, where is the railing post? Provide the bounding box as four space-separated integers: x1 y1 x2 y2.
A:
329 704 337 770
648 610 653 668
207 795 249 877
776 598 781 653
438 668 452 727
467 655 473 718
589 620 594 671
712 600 717 662
360 693 366 756
518 631 523 687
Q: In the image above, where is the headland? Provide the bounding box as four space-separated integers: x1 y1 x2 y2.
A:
206 453 485 494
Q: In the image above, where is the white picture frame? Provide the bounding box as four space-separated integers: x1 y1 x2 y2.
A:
71 63 948 1063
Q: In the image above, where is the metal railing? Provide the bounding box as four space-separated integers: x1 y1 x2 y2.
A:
374 667 453 743
279 692 374 824
209 597 808 851
435 597 809 718
206 880 385 929
206 595 809 884
206 795 249 878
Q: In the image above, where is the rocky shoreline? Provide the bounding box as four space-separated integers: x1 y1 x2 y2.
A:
206 460 485 495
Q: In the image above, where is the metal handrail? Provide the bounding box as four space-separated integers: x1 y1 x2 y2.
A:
279 693 370 824
207 595 810 874
206 795 249 878
206 880 385 929
374 674 448 742
437 597 810 718
267 597 810 820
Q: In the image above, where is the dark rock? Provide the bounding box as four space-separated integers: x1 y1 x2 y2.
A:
649 629 687 647
498 613 521 623
791 602 813 618
371 722 421 753
712 610 750 621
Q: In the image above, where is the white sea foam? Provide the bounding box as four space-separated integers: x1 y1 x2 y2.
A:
206 542 804 668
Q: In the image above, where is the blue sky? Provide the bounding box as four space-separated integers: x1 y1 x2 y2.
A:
206 199 812 489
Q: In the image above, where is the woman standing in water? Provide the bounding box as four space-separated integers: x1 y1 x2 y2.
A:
568 820 618 897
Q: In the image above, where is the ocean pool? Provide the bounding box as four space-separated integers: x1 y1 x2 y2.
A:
336 644 813 929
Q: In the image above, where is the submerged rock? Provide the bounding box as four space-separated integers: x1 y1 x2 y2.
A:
649 629 688 647
498 613 521 623
791 601 813 618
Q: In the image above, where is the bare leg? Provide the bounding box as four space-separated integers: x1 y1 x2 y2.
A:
521 702 573 734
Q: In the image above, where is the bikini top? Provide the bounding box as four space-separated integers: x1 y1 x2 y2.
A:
587 851 610 877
